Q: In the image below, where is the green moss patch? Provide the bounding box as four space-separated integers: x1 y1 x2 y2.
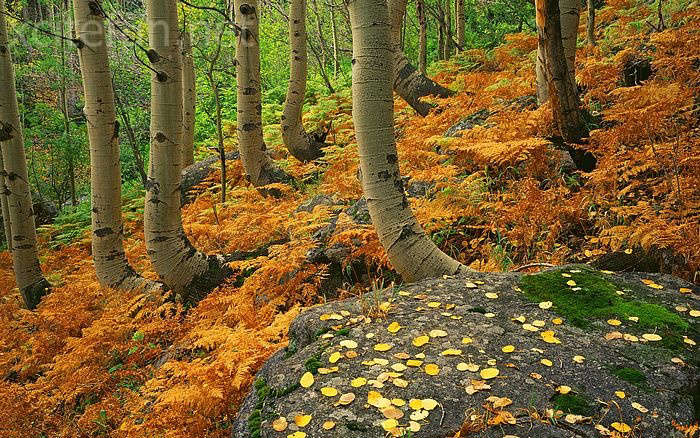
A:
610 366 647 386
551 393 595 416
519 266 689 351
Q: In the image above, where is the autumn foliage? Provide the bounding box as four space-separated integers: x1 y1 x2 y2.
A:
0 2 698 437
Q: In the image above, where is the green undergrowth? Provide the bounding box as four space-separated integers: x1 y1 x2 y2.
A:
551 393 595 416
610 366 648 388
519 266 690 352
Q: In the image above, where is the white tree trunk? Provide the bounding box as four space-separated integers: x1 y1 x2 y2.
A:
144 0 229 303
0 0 50 309
348 0 467 282
74 0 161 291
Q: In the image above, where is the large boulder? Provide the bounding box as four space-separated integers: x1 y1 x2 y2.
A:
233 266 698 438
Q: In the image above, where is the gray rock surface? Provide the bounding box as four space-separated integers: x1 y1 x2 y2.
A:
233 267 698 438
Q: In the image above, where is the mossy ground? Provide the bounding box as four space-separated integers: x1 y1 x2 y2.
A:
551 393 595 416
519 266 690 352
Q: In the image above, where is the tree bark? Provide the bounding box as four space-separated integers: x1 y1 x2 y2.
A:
0 0 50 309
57 3 77 207
181 30 196 168
144 0 230 303
282 0 325 163
418 0 427 75
586 0 595 46
455 0 465 52
0 147 12 250
389 0 454 117
536 0 579 104
348 0 468 282
537 0 588 143
234 0 277 186
73 0 160 292
445 0 453 57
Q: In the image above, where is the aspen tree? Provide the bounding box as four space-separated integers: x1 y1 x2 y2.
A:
73 0 160 291
0 0 50 309
181 30 196 167
281 0 325 163
417 0 427 75
234 0 277 186
389 0 454 117
144 0 229 302
587 0 596 46
455 0 465 52
536 0 579 104
537 0 588 143
348 0 468 282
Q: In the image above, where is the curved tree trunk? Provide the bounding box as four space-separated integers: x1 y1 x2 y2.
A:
587 0 595 46
536 0 580 104
538 0 588 144
348 0 468 282
0 0 50 309
181 30 196 168
73 0 161 291
389 0 454 117
144 0 230 304
0 148 12 249
234 0 277 186
281 0 325 163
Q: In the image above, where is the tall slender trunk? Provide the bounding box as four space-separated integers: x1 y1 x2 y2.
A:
181 30 196 168
330 6 339 78
437 3 446 60
586 0 595 46
234 0 277 186
113 83 148 186
58 2 77 206
0 0 50 309
536 0 579 104
537 0 588 143
282 0 325 163
144 0 230 303
455 0 465 52
389 0 454 117
0 148 12 250
445 0 453 57
418 0 427 74
73 0 160 291
348 0 467 282
310 0 328 69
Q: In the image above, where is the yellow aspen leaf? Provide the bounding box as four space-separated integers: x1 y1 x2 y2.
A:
523 324 539 332
611 422 632 433
321 387 338 397
462 336 473 344
427 301 441 308
566 280 577 286
557 385 571 394
391 363 407 372
683 337 696 346
679 287 691 294
391 398 406 406
387 322 401 333
300 372 314 388
502 345 515 353
322 421 336 430
272 417 288 432
541 359 553 367
339 340 358 349
642 333 662 341
689 310 699 317
607 319 622 326
429 329 447 337
631 402 649 413
413 335 429 347
539 301 553 309
480 368 500 379
381 419 398 431
424 364 440 375
336 393 355 405
409 398 424 410
406 359 423 367
392 378 409 388
329 352 342 363
440 348 462 356
287 432 306 438
351 377 366 387
294 414 312 427
615 391 625 398
374 343 393 352
485 292 499 299
573 355 585 363
422 399 438 410
552 318 563 325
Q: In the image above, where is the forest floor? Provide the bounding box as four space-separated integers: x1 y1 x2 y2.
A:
0 1 698 437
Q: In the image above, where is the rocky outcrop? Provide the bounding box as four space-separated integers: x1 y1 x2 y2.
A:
233 266 698 438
